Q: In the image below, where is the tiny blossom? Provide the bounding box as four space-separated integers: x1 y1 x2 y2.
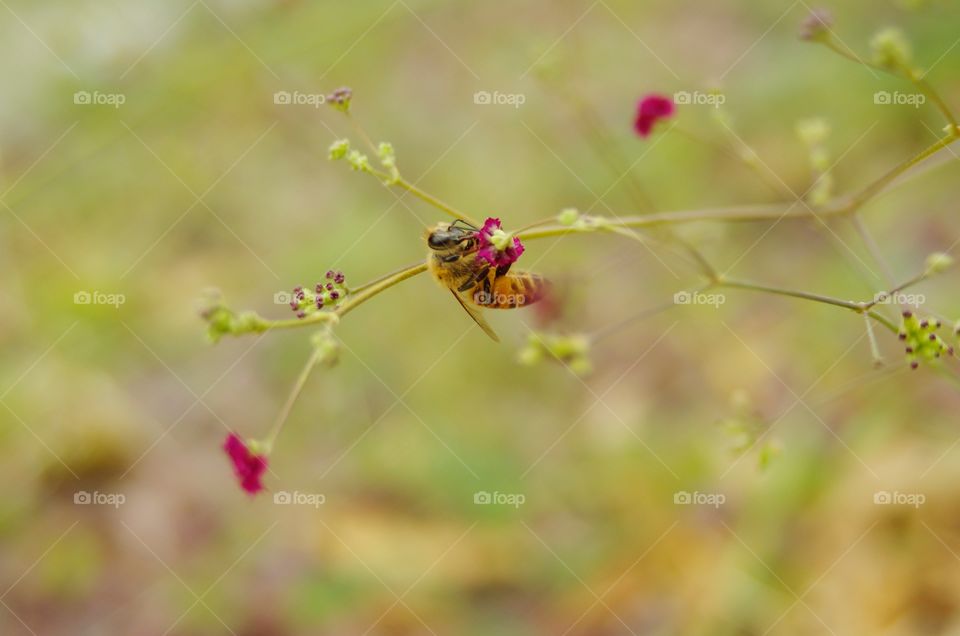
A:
223 433 268 495
558 207 580 226
900 311 953 369
327 87 352 112
289 271 348 319
633 94 675 138
925 252 954 274
799 8 833 41
871 28 912 69
347 150 371 172
476 217 525 267
328 139 350 160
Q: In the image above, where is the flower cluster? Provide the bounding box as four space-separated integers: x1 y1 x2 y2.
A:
223 433 268 494
200 290 268 343
899 311 954 369
634 94 675 138
289 270 348 319
518 331 592 376
476 217 525 267
327 86 352 112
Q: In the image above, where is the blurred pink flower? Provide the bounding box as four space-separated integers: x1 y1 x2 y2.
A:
634 94 675 138
476 217 525 267
223 433 268 495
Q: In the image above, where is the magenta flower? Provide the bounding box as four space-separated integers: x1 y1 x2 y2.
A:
223 433 268 495
634 94 675 138
476 217 525 267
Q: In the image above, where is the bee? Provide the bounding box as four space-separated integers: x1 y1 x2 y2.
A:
426 219 550 342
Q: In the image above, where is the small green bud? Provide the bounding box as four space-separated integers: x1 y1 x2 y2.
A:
377 142 395 167
796 118 830 147
311 329 341 367
808 173 833 206
328 139 350 160
347 150 371 172
871 28 912 70
925 252 954 274
558 207 580 226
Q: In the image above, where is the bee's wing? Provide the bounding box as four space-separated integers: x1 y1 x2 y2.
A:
449 290 500 342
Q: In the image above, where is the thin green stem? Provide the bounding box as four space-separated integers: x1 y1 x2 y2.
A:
844 132 959 210
263 348 320 453
393 177 481 227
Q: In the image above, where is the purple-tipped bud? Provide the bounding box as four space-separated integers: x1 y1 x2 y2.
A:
930 334 937 341
326 283 334 291
905 347 914 354
316 298 324 309
898 332 907 340
326 270 334 279
334 272 345 284
920 320 929 328
296 311 306 319
911 361 920 369
289 301 298 310
329 291 339 300
903 310 913 318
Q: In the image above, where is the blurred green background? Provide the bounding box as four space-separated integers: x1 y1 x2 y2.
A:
2 0 960 634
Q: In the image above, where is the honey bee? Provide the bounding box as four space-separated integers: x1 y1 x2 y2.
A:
426 219 550 342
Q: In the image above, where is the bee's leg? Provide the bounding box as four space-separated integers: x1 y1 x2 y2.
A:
495 263 512 276
457 266 490 292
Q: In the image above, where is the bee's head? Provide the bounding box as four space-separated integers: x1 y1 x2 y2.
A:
426 220 478 251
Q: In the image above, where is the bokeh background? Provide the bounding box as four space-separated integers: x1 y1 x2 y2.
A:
3 0 960 634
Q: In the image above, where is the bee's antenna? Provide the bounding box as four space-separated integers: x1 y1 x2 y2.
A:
451 218 479 231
